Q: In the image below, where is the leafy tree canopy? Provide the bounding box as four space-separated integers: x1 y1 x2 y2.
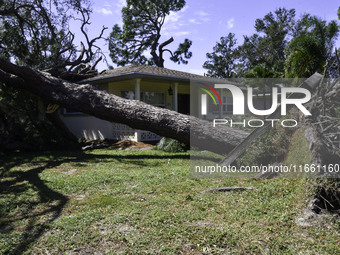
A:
237 8 296 77
205 7 339 79
0 0 106 149
108 0 192 68
203 33 237 78
285 15 339 78
0 0 92 70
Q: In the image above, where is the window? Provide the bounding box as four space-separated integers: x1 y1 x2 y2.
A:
223 96 233 114
141 92 165 108
208 95 233 114
121 91 135 100
121 90 165 107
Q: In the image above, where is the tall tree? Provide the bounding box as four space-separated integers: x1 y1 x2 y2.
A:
0 0 106 149
234 34 261 76
237 8 296 77
203 33 237 78
255 8 295 71
285 15 339 78
108 0 192 68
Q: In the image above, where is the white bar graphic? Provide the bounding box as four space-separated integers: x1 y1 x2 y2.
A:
201 94 207 115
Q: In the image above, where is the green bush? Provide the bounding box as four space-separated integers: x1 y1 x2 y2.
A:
156 137 187 152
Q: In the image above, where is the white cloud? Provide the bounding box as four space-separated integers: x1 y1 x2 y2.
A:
164 5 188 25
173 31 189 36
227 18 234 29
200 16 210 23
114 0 126 17
189 18 200 24
163 6 189 36
95 7 113 15
189 10 211 24
112 0 127 27
103 1 112 8
144 51 152 58
116 0 126 9
196 10 209 17
167 12 180 23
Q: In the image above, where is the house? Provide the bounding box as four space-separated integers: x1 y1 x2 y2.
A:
60 65 253 142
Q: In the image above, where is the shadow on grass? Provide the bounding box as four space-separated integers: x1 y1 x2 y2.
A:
1 150 190 176
0 161 68 255
0 149 189 254
91 153 190 167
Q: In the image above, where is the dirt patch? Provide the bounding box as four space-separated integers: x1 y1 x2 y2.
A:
296 198 340 228
116 222 138 236
191 221 214 227
61 168 77 175
109 140 154 150
82 140 154 151
115 222 141 243
73 194 86 201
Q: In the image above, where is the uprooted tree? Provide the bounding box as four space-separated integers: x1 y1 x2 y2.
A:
0 0 247 154
0 0 196 152
304 69 340 213
0 0 339 166
0 57 248 154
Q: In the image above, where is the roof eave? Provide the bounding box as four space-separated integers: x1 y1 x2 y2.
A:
78 71 248 91
79 71 192 84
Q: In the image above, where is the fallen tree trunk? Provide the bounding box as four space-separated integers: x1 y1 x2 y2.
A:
0 58 248 154
304 76 340 173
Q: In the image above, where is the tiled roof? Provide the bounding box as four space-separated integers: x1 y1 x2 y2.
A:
81 64 241 85
102 65 205 79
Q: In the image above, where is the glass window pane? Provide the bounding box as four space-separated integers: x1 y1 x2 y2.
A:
121 91 135 100
141 92 165 106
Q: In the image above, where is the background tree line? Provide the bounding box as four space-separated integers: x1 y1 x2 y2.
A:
203 8 339 79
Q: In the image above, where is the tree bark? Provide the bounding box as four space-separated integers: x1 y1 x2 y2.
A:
0 58 248 155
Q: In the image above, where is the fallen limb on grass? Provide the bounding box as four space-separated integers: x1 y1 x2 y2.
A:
200 187 253 193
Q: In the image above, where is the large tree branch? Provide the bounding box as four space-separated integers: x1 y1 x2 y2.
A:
53 9 107 73
159 37 174 52
0 58 248 154
158 37 174 67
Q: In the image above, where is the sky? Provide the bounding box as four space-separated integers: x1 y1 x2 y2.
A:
77 0 340 75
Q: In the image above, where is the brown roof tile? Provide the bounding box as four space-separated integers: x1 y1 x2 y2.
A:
82 64 242 85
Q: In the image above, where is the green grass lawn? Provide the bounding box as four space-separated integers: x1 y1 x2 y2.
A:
0 149 339 254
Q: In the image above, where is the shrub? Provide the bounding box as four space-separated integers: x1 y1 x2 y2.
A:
156 137 187 152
